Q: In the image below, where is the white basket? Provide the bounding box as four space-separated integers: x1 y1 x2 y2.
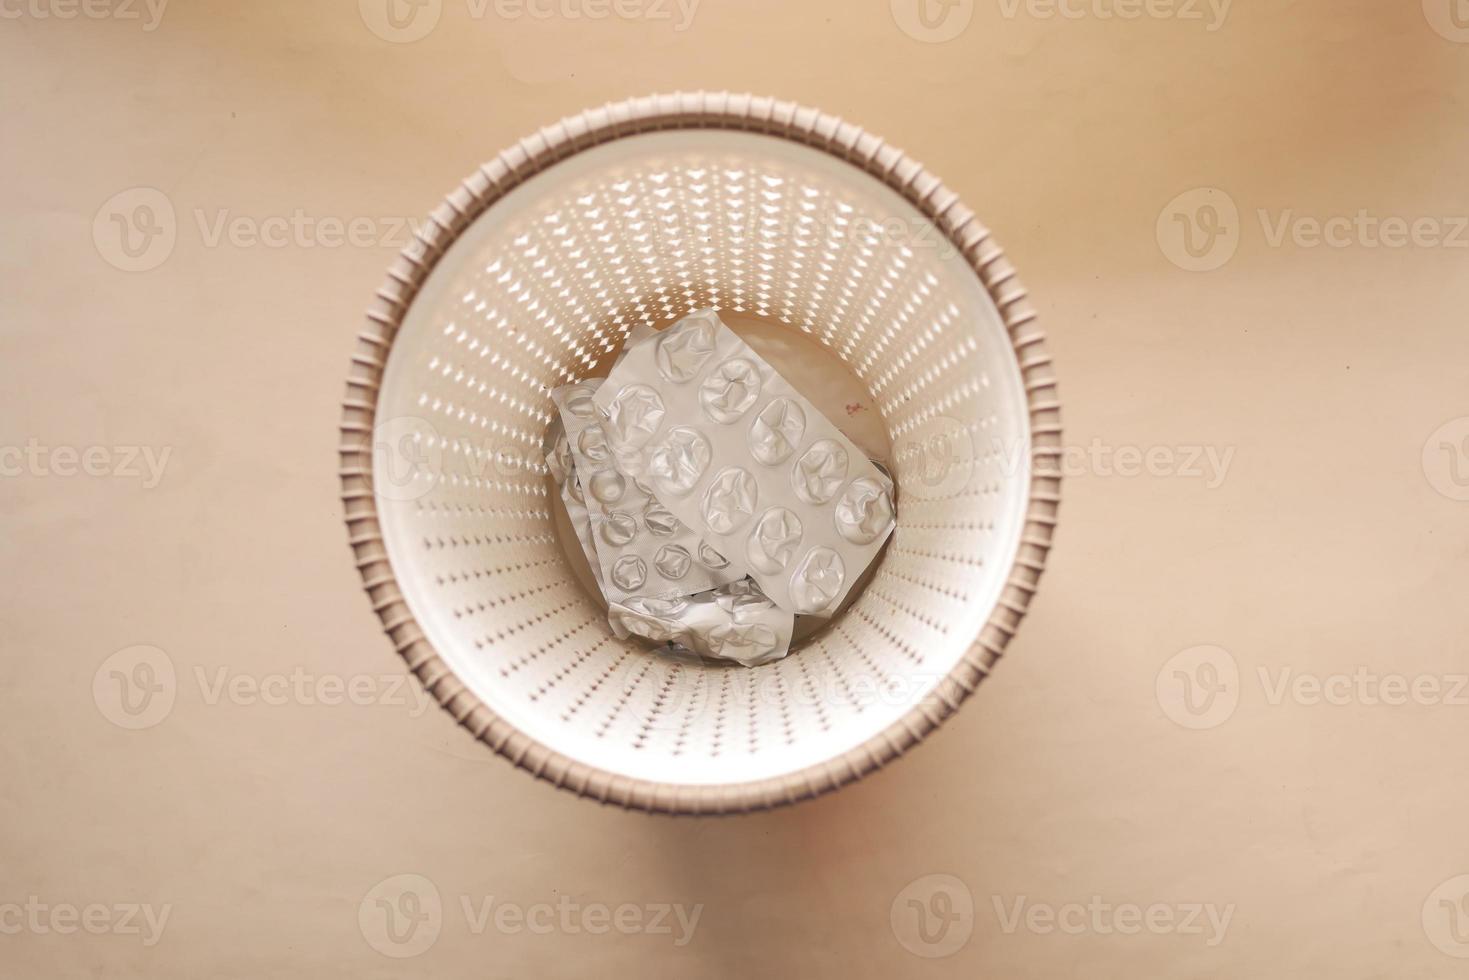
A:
340 93 1060 813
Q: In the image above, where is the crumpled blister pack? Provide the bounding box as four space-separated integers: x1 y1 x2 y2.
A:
608 579 795 668
592 309 896 616
545 419 605 596
551 379 741 603
545 309 895 666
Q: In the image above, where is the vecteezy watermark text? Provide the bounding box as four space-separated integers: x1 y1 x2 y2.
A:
996 0 1230 31
358 874 701 958
0 898 171 947
93 187 435 272
1157 645 1469 730
992 895 1235 946
92 646 431 730
890 0 1227 43
0 0 168 31
358 0 699 43
889 874 1235 958
1158 187 1469 271
0 439 170 488
1029 438 1233 488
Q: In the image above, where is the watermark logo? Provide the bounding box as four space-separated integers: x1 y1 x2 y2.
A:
1423 875 1469 958
1156 644 1239 730
1422 416 1469 501
93 645 177 730
1157 187 1239 272
93 187 176 272
894 417 976 501
94 187 440 271
891 874 974 958
360 874 443 958
891 0 974 42
359 0 442 41
1423 0 1469 43
372 416 443 503
360 0 699 40
359 875 701 955
1160 187 1469 270
1159 648 1469 729
94 647 431 728
895 428 1235 498
370 415 555 502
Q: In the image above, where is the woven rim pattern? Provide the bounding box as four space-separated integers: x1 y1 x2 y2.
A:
339 92 1061 814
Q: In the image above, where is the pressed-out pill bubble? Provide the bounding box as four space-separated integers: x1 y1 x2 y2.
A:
587 468 626 504
653 544 692 579
790 546 846 614
708 622 779 665
564 386 598 419
792 439 850 505
611 555 648 592
638 596 690 618
578 425 612 465
649 426 712 496
601 512 637 546
701 467 758 534
698 541 730 569
614 600 687 644
748 397 806 466
717 578 762 603
545 431 572 483
698 358 762 424
621 613 683 644
604 383 666 452
643 500 679 536
745 507 803 576
565 474 586 504
655 316 717 383
631 476 655 496
833 476 895 545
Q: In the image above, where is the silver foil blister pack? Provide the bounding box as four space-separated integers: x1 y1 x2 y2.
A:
593 310 896 616
545 420 607 598
548 416 787 660
609 579 795 668
551 379 741 602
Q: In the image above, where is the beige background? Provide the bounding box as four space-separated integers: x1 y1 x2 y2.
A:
4 0 1469 976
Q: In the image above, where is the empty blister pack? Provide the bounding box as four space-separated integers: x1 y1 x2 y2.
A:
609 579 795 667
593 310 896 616
551 379 741 602
542 321 663 603
545 419 607 598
